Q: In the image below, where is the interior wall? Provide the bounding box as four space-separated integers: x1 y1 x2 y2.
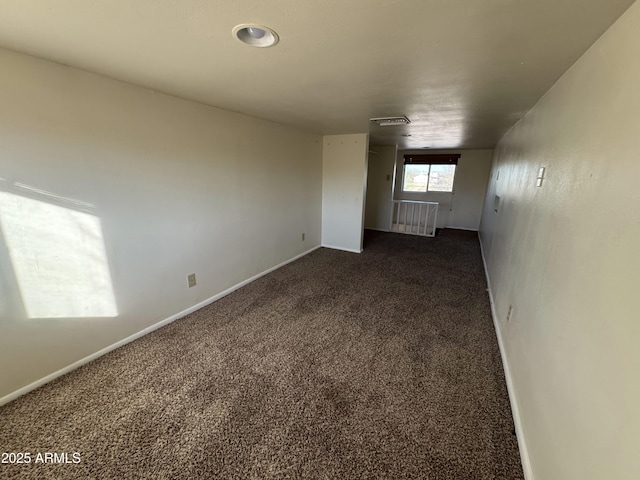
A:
479 2 640 479
0 48 323 400
447 150 493 230
321 134 369 253
364 145 397 231
394 149 492 230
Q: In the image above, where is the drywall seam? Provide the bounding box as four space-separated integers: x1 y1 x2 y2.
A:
0 245 322 407
478 233 535 480
321 244 363 254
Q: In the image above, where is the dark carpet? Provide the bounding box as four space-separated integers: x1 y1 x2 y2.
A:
0 230 523 479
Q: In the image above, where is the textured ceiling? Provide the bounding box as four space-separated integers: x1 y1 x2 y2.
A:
0 0 634 149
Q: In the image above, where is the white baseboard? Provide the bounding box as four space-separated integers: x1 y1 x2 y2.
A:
321 244 362 254
0 245 322 407
444 226 479 231
364 227 390 232
478 233 534 480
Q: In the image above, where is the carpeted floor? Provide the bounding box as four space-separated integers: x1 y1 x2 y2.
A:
0 230 523 479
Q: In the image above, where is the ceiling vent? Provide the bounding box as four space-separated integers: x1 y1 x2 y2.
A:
370 116 411 126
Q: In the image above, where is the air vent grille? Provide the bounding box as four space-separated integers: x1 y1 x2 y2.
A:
370 116 411 126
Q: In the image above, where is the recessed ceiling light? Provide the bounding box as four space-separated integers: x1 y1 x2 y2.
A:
233 24 279 47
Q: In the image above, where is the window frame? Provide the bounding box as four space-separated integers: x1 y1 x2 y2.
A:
400 153 461 194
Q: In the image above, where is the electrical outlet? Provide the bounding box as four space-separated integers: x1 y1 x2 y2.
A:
187 273 196 288
506 304 514 323
302 232 305 241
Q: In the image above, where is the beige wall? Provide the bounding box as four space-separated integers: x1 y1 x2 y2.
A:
0 48 323 400
364 145 397 231
447 150 493 230
321 134 369 252
479 2 640 479
394 149 492 230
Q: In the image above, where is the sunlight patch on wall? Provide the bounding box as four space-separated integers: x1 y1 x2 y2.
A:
0 191 117 318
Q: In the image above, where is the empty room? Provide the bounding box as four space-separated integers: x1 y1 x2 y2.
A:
1 1 639 479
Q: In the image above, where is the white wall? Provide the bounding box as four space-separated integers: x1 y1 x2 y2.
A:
479 2 640 479
447 150 493 230
0 48 323 400
394 149 492 230
321 134 369 253
364 145 397 231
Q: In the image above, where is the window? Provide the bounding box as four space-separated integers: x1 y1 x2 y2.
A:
401 154 459 193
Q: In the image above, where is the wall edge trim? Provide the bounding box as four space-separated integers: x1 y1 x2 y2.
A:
0 245 322 407
478 232 535 480
444 226 478 232
321 244 363 254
